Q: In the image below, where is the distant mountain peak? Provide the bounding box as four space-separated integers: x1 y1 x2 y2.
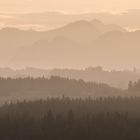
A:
90 19 105 26
64 20 93 29
90 19 126 33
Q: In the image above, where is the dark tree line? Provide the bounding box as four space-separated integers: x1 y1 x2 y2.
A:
2 97 140 118
128 79 140 91
0 97 140 140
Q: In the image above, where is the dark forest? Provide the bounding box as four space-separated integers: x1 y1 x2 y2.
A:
0 77 139 139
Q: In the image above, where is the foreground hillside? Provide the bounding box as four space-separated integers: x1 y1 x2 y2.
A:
0 97 140 140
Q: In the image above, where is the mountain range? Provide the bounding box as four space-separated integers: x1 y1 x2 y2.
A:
0 18 139 70
2 10 140 30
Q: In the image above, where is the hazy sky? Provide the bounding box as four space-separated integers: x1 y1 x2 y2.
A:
0 0 140 13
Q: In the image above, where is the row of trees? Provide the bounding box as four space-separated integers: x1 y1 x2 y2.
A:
128 80 140 91
0 97 140 140
2 97 140 118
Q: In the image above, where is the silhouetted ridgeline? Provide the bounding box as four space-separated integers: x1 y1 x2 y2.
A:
0 76 121 98
0 66 140 89
1 97 140 139
48 66 140 89
0 19 140 70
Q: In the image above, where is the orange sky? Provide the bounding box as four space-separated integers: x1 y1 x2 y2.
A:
0 0 140 13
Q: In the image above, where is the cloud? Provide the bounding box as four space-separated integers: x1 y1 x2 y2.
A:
0 15 14 19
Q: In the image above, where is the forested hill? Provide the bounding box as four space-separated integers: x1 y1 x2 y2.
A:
1 97 140 140
2 97 140 118
0 67 139 89
0 76 121 98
